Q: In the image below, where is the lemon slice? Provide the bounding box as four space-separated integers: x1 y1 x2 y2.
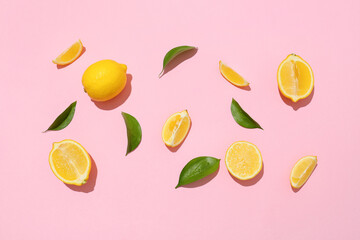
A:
49 139 91 186
162 110 191 147
219 61 249 87
277 54 314 102
290 156 317 188
225 141 262 180
52 40 83 65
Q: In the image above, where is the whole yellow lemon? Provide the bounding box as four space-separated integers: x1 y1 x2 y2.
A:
82 60 127 102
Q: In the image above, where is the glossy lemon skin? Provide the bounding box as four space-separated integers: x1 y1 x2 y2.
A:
82 60 127 102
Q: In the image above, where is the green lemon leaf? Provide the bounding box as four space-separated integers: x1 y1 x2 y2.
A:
44 101 77 132
122 112 142 156
159 45 197 77
231 98 263 129
176 156 220 188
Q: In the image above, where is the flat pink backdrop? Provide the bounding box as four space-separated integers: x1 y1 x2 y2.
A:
1 0 359 239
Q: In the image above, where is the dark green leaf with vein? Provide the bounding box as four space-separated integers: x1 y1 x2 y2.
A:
231 98 263 130
176 156 220 188
122 112 142 156
44 101 77 132
159 45 197 77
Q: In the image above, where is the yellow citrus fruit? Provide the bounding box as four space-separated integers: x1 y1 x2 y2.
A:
82 60 127 102
52 39 83 65
277 54 314 102
225 141 262 180
162 110 191 147
49 139 91 186
290 155 317 189
219 61 249 87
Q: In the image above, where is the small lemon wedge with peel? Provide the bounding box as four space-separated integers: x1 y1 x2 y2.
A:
277 54 314 102
49 139 91 186
52 40 83 65
225 141 262 180
290 155 317 189
162 110 191 147
219 61 249 87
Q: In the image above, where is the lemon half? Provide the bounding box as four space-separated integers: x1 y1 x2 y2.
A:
277 54 314 102
49 139 91 186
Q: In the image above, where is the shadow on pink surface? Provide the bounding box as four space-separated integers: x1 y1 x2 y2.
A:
238 85 251 91
291 164 317 193
224 80 251 91
279 87 315 110
228 162 264 186
66 154 97 193
93 74 132 110
165 120 192 153
181 167 220 188
56 47 87 69
159 48 198 78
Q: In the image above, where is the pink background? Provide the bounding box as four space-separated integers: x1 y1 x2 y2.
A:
1 0 360 239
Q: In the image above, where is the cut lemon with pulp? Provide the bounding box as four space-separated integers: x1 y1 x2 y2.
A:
277 54 314 102
225 141 262 180
49 139 91 186
219 61 249 87
52 40 83 65
290 155 317 189
162 110 191 147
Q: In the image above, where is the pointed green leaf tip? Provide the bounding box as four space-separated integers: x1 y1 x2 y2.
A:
159 45 197 77
230 98 263 130
44 101 77 132
122 112 142 156
176 156 220 188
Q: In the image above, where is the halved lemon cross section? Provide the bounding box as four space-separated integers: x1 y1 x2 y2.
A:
49 139 91 186
225 141 263 180
277 54 314 102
